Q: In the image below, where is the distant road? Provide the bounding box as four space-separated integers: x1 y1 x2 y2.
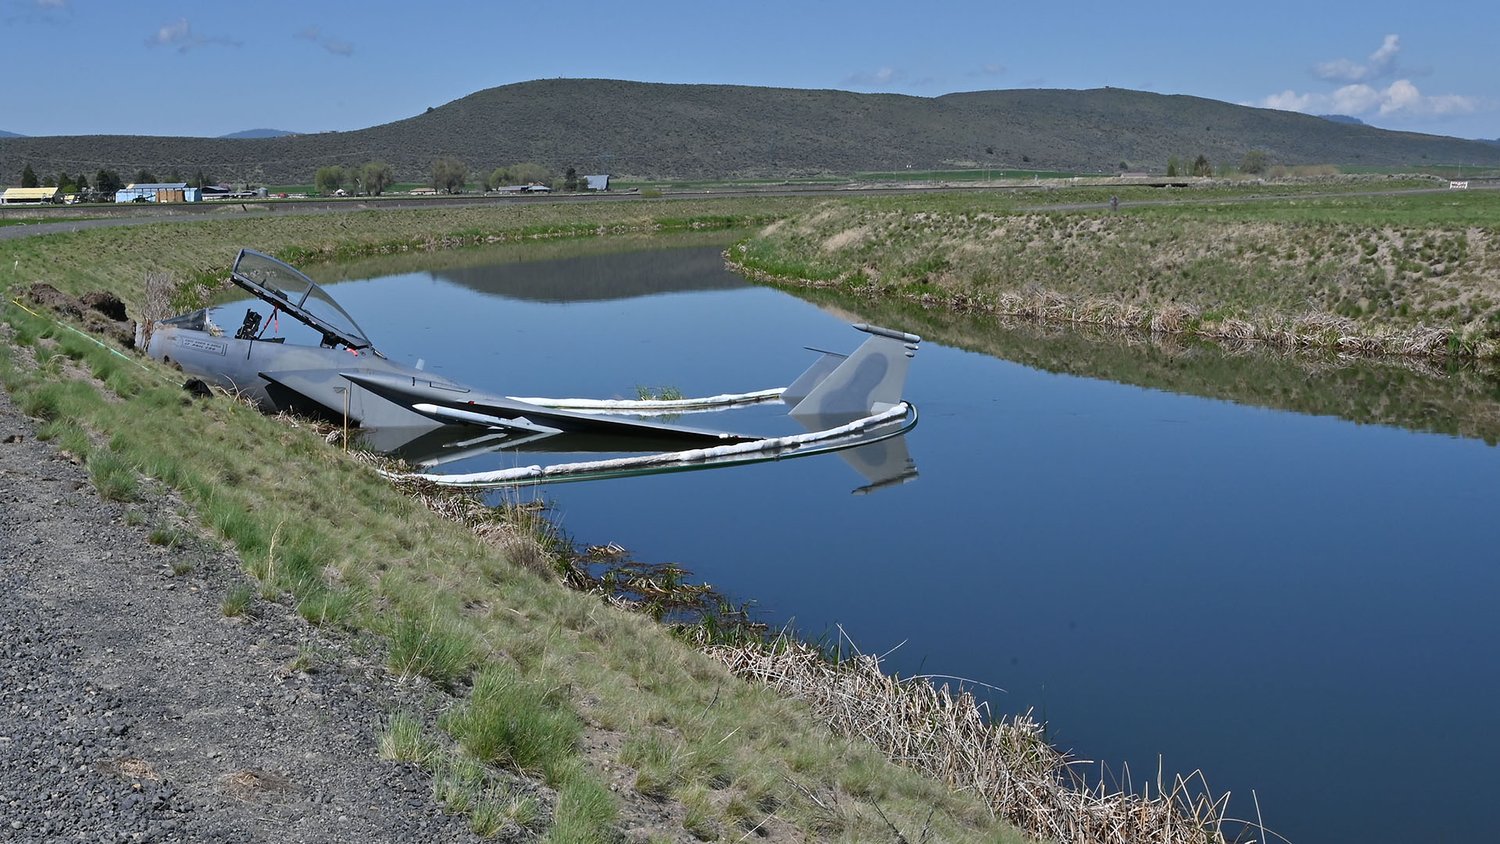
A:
3 180 1495 242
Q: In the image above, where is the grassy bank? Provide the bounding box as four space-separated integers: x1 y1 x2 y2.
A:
729 183 1500 359
790 283 1500 445
0 202 1052 843
0 198 813 307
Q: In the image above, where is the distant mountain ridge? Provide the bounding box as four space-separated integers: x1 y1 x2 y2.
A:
1319 114 1366 126
0 130 23 139
3 79 1499 184
219 128 297 139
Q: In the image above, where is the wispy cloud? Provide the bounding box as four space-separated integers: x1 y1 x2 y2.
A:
1257 35 1485 124
145 17 241 53
844 66 903 87
967 63 1007 78
1315 34 1401 83
297 25 354 57
5 0 69 25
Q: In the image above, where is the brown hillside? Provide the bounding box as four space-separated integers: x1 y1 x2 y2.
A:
3 79 1499 185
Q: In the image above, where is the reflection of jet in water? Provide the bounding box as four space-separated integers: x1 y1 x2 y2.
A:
146 249 921 491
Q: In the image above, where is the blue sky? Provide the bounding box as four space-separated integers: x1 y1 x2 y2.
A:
2 0 1496 140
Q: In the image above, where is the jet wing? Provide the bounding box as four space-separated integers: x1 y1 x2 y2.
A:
340 371 757 445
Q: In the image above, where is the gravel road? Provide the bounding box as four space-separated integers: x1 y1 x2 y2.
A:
0 383 482 843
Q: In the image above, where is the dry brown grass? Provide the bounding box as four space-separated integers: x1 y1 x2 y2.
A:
704 633 1236 844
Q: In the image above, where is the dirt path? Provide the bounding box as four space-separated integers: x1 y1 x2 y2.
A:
0 385 481 843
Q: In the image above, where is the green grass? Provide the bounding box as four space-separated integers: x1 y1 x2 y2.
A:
221 583 254 617
379 711 437 765
388 608 477 689
442 662 582 784
856 166 1079 181
733 183 1500 358
0 216 90 227
544 774 617 844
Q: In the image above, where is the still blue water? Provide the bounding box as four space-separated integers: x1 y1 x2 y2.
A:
320 243 1499 844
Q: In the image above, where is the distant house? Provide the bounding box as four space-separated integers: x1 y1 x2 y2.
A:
199 184 255 199
491 183 552 195
1 186 59 204
584 174 610 191
115 183 200 203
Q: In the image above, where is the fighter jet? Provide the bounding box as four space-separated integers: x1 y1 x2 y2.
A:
145 249 920 486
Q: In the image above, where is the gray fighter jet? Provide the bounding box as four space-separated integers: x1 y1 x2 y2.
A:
145 249 920 483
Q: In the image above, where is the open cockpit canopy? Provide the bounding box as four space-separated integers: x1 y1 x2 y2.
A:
231 248 372 350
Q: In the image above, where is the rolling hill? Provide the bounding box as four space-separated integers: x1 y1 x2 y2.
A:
0 130 24 139
3 79 1499 185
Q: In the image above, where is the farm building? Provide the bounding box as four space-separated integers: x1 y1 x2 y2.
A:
1 186 59 204
115 183 201 203
584 174 610 191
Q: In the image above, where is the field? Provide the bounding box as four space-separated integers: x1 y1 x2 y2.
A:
730 181 1500 358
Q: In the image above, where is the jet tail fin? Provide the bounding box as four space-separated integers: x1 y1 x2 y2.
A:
788 324 921 424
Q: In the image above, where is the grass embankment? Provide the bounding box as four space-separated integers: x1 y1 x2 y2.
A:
0 201 1049 843
794 283 1500 445
730 182 1500 359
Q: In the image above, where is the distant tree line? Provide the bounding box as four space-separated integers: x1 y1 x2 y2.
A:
11 162 225 198
1162 150 1270 178
301 158 600 195
311 161 395 195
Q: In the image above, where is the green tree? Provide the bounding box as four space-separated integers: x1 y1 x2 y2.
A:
1240 150 1269 175
431 157 467 193
1191 155 1212 177
189 169 213 188
315 165 349 194
511 162 550 186
95 170 123 195
359 161 394 196
20 164 38 188
1166 156 1180 177
41 173 57 187
134 169 157 184
563 167 579 191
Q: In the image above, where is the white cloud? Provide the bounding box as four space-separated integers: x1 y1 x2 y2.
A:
1315 34 1401 83
1257 79 1479 120
147 18 190 47
35 0 66 8
145 17 240 52
968 63 1006 78
1256 34 1488 126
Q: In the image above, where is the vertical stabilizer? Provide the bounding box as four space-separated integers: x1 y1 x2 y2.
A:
789 324 920 424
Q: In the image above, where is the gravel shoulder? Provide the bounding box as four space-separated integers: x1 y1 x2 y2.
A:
0 384 482 843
